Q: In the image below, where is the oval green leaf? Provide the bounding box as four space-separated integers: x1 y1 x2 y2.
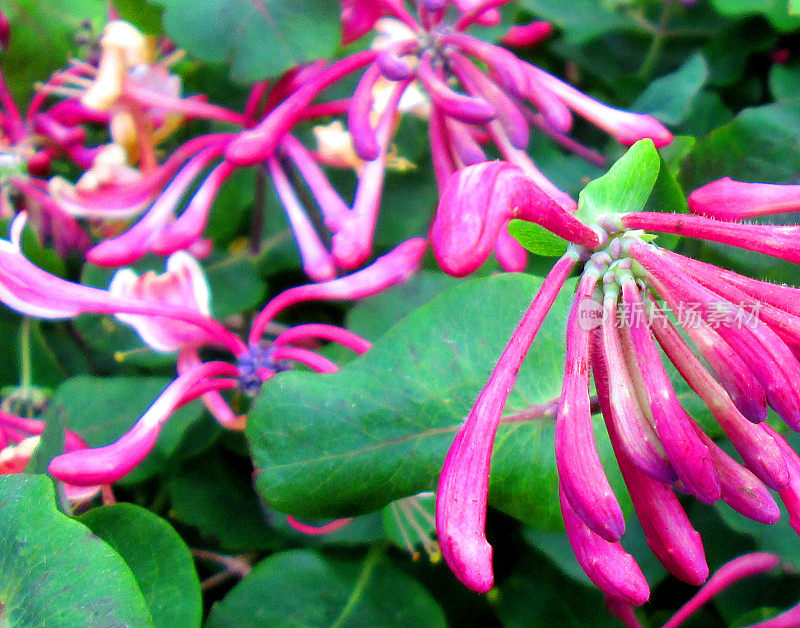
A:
0 475 152 626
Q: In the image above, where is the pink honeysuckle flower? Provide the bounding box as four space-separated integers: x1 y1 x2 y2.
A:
435 161 800 601
688 177 800 221
430 161 602 276
108 250 212 352
555 262 625 542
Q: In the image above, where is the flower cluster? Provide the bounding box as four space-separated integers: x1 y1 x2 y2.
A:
433 156 800 605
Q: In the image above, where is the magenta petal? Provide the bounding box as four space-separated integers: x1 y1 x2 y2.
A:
249 238 427 345
596 294 675 484
605 400 708 585
560 486 650 606
430 162 596 277
629 242 800 431
621 212 800 266
348 63 383 161
526 66 672 147
693 427 780 524
417 51 496 125
663 553 780 628
649 297 788 491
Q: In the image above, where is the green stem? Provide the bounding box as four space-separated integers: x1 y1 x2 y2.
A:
249 165 268 255
19 317 32 391
331 545 384 628
636 3 674 82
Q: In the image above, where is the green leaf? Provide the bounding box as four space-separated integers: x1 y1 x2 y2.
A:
80 504 202 628
496 549 618 628
206 549 446 628
346 271 460 341
0 475 152 626
711 0 800 30
247 274 627 529
150 0 341 83
769 63 800 100
680 101 800 189
166 449 287 552
632 53 710 125
577 139 661 225
507 220 569 257
44 376 204 484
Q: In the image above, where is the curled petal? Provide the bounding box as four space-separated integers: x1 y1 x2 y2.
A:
416 51 496 125
663 553 781 628
431 162 597 277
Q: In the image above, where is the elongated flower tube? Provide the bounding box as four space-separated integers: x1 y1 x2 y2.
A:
688 177 800 221
555 264 625 541
431 161 601 276
49 360 240 485
620 275 720 504
225 1 671 220
663 553 781 628
648 298 789 491
597 348 708 585
619 212 800 265
596 288 675 484
437 251 578 592
559 486 650 606
625 240 800 430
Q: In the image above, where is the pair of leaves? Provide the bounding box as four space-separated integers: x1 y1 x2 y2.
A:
0 475 199 626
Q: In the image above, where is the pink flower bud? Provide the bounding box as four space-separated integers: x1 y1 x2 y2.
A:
688 178 800 221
